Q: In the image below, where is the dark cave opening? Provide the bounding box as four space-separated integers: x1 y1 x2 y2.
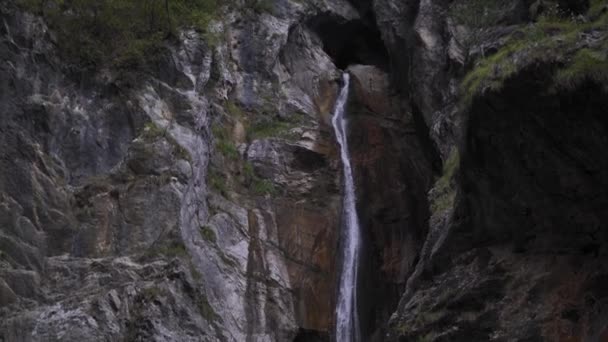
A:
307 15 389 70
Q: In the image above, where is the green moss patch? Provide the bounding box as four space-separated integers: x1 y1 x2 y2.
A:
431 149 460 214
200 226 217 243
208 170 229 197
554 48 608 90
461 6 608 104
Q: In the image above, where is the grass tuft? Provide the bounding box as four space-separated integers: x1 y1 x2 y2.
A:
431 149 460 214
251 179 276 196
461 7 608 104
554 48 608 89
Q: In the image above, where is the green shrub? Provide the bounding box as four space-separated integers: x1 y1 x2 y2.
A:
217 140 239 159
461 6 608 103
212 122 240 159
208 170 228 197
243 162 255 180
251 179 276 195
248 119 299 140
17 0 219 72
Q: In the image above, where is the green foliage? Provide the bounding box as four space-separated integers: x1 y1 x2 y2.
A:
18 0 219 71
396 310 444 338
200 226 217 243
212 122 239 160
461 5 608 103
240 161 277 196
225 100 244 118
189 262 202 281
217 140 239 160
437 148 460 189
141 121 191 161
172 142 192 161
247 118 300 140
416 334 434 342
142 121 166 140
159 242 188 257
140 286 163 300
431 149 460 214
196 293 219 322
554 48 608 89
461 40 523 103
251 179 276 196
208 170 228 197
589 0 608 18
432 189 456 213
143 241 188 259
251 0 274 14
243 162 255 180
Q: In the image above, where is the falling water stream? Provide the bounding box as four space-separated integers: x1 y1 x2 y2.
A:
332 73 361 342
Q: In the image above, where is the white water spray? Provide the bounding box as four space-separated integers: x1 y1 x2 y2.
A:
332 73 361 342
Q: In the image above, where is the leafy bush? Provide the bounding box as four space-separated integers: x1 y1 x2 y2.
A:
217 140 239 160
212 122 239 159
18 0 218 72
461 5 608 103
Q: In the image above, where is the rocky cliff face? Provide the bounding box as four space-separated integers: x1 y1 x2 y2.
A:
0 0 344 340
1 0 608 341
376 0 608 340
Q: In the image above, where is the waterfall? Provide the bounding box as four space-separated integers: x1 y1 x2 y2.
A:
332 73 361 342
